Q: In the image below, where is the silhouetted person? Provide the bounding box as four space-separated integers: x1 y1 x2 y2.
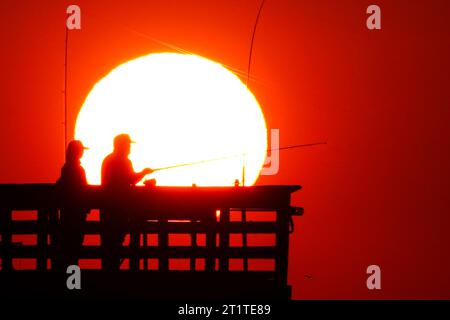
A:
101 134 153 270
55 140 89 271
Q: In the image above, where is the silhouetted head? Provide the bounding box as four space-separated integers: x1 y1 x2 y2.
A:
66 140 87 163
113 133 135 156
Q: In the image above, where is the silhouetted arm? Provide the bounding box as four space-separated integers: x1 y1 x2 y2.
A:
127 159 153 185
133 168 153 184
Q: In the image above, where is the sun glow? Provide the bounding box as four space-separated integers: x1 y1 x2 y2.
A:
75 53 267 186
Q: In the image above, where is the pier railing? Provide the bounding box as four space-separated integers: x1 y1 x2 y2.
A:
0 184 302 299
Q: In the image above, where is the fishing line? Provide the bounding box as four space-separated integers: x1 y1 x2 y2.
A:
151 141 326 172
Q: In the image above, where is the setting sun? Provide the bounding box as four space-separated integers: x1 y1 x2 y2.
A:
75 53 267 186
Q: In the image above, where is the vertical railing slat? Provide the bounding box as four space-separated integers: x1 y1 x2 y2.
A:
159 218 169 271
275 209 290 286
0 209 12 271
190 219 197 271
129 217 140 271
205 211 216 271
219 208 230 271
37 209 48 270
242 209 248 272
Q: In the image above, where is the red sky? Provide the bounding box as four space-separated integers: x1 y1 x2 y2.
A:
1 0 449 299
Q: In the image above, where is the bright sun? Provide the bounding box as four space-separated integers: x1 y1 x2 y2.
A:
75 53 267 186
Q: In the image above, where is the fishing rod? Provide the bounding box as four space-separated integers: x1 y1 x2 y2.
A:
150 141 327 172
63 26 69 160
242 0 267 186
246 0 266 87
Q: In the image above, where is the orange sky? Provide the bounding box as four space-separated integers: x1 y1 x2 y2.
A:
0 0 449 299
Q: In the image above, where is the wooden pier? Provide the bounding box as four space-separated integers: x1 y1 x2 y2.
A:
0 184 302 300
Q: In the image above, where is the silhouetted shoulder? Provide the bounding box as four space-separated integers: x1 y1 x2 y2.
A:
57 162 87 188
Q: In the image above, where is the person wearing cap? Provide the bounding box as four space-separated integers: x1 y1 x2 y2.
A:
100 133 153 270
55 140 89 271
101 134 153 189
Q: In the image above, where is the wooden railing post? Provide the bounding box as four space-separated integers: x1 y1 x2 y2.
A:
159 218 169 272
190 219 197 271
48 208 59 269
129 215 140 271
242 209 248 271
37 209 49 270
143 230 148 270
0 209 13 271
219 208 230 271
275 209 290 286
205 211 216 272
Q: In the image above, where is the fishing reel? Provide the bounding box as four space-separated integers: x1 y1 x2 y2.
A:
143 179 157 187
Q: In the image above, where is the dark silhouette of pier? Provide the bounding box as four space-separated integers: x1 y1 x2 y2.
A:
0 184 302 300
